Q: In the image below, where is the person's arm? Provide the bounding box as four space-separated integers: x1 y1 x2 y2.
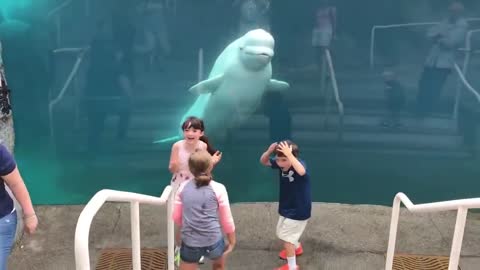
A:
426 23 443 41
171 182 185 226
214 183 236 254
3 166 37 234
438 21 468 49
276 142 306 176
224 232 236 255
211 151 222 166
118 74 133 97
260 142 278 166
168 142 179 174
330 7 337 37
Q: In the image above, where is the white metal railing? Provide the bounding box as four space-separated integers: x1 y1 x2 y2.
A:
369 18 480 68
75 187 173 270
453 29 480 119
47 0 74 46
322 49 344 141
49 47 89 144
452 63 480 110
386 192 480 270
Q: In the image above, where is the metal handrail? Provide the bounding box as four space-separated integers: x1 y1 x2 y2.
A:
47 0 73 18
386 192 480 270
48 0 74 46
370 18 480 68
49 47 89 141
453 29 480 118
75 187 173 270
453 63 480 104
324 49 344 141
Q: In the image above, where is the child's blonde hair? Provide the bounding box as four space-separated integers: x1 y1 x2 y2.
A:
188 150 212 187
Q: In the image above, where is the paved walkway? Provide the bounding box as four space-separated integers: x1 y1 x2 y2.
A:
8 202 480 270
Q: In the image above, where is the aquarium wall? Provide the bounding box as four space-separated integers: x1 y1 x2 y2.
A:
1 0 480 205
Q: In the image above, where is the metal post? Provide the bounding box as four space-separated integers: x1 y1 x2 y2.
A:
320 50 328 100
85 0 90 17
131 202 141 270
167 185 176 270
48 103 56 153
453 51 469 120
325 49 344 141
370 27 376 69
55 15 61 47
448 207 468 270
74 71 80 130
453 30 478 120
385 197 401 270
198 48 204 82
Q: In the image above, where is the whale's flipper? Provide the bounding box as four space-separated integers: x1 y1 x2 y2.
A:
268 79 290 91
189 74 224 94
153 135 181 144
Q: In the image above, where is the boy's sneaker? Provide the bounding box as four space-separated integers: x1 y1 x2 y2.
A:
174 246 181 267
275 264 299 270
199 255 205 264
278 244 303 260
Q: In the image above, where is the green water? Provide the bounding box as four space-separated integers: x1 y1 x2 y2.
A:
3 0 480 206
14 143 480 206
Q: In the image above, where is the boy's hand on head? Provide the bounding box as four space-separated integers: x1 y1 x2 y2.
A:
277 141 293 157
267 142 278 153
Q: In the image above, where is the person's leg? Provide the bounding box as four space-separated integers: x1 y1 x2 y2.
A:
416 67 433 117
206 239 226 270
179 243 202 270
211 255 226 270
87 101 107 154
427 68 450 111
179 261 198 270
383 93 395 126
458 105 477 155
276 217 307 269
117 98 131 140
0 211 17 270
283 241 296 269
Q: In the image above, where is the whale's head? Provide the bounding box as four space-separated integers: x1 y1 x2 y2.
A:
239 29 274 71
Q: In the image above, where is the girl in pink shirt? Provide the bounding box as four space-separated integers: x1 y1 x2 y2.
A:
168 116 222 186
172 150 236 270
168 116 222 265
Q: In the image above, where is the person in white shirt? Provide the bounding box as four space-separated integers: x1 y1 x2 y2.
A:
416 1 468 118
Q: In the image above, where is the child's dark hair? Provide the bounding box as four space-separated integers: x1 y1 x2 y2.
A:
188 150 212 188
182 116 217 155
275 140 299 157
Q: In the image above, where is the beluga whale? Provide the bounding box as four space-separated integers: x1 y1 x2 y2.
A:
155 29 289 143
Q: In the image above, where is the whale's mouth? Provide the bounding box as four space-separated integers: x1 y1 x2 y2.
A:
244 46 274 58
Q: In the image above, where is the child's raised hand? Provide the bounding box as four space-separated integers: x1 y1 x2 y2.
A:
267 142 278 153
276 141 293 156
212 151 222 165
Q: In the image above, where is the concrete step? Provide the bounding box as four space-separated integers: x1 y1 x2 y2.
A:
56 121 461 155
63 110 457 135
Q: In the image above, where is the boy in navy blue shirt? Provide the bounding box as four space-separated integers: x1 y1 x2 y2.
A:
260 140 311 270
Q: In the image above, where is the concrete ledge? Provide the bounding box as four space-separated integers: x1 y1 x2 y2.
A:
8 202 480 269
